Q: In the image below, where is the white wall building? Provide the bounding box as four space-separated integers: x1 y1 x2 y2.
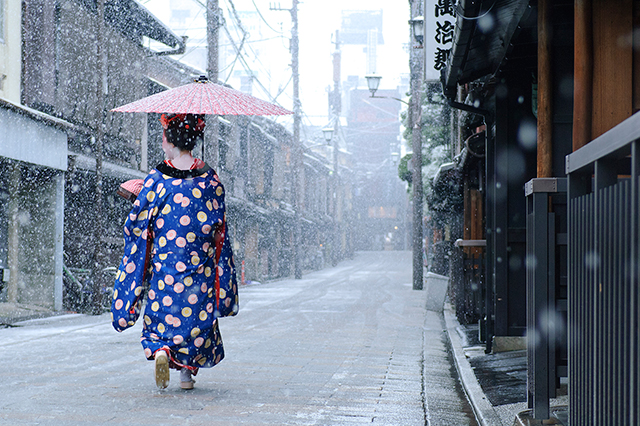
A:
0 0 69 311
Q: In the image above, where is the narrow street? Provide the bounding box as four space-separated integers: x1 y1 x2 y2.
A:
0 251 476 425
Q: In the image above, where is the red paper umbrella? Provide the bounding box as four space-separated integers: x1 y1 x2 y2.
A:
111 76 293 116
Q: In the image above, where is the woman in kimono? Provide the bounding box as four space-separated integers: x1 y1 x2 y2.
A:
111 113 238 390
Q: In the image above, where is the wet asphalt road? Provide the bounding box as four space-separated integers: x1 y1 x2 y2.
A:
0 251 476 425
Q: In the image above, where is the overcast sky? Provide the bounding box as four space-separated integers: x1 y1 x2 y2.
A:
141 0 411 124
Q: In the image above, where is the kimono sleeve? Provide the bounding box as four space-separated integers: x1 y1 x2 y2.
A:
111 172 160 332
216 219 239 318
209 175 239 318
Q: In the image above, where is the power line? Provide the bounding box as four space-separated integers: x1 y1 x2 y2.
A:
171 35 285 47
220 2 292 105
145 0 292 109
228 3 288 93
221 23 288 107
225 0 248 40
250 0 285 35
177 0 280 97
221 0 248 83
273 73 293 103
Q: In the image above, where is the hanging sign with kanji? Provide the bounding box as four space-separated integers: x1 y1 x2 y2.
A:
424 0 455 80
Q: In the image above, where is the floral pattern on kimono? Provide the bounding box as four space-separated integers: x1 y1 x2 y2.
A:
111 163 238 369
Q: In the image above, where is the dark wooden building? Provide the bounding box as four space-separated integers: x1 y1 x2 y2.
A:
437 0 640 422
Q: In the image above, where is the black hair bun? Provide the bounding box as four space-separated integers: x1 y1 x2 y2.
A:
163 114 205 151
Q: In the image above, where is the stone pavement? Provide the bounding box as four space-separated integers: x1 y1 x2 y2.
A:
443 307 569 426
0 251 477 426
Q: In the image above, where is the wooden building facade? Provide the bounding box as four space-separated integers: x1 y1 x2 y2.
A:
437 0 640 421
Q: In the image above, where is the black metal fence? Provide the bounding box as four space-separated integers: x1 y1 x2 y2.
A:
447 237 486 350
463 251 485 322
525 178 568 419
566 111 640 425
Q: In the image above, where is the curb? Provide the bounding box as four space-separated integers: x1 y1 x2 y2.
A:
443 305 503 426
0 303 58 326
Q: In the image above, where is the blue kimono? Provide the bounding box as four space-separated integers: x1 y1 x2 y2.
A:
111 162 238 370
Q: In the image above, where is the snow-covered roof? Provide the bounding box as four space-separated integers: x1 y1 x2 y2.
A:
105 0 185 50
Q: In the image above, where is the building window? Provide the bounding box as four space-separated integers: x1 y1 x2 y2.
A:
0 0 4 43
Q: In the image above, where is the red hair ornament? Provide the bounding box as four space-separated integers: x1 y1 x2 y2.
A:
160 114 205 132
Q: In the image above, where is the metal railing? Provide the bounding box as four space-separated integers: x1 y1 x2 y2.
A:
566 111 640 425
525 178 568 419
452 239 486 326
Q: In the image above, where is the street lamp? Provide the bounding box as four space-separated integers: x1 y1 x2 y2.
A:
322 127 334 144
391 152 400 166
409 16 424 47
365 75 409 105
365 75 382 97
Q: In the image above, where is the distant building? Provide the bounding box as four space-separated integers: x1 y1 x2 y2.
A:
346 88 406 251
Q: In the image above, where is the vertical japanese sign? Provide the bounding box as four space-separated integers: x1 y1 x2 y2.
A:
424 0 455 80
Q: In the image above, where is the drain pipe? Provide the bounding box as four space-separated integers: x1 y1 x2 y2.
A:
447 99 490 118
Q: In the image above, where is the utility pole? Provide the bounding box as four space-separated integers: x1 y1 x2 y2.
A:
207 0 220 167
272 1 302 279
207 0 219 82
331 30 341 266
410 0 424 290
91 0 107 314
291 0 302 279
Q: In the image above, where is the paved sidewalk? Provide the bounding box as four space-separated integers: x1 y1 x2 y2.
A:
444 306 569 426
0 251 477 426
423 309 477 425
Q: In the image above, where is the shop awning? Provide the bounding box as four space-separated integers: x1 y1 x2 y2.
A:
441 0 533 100
0 99 72 171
